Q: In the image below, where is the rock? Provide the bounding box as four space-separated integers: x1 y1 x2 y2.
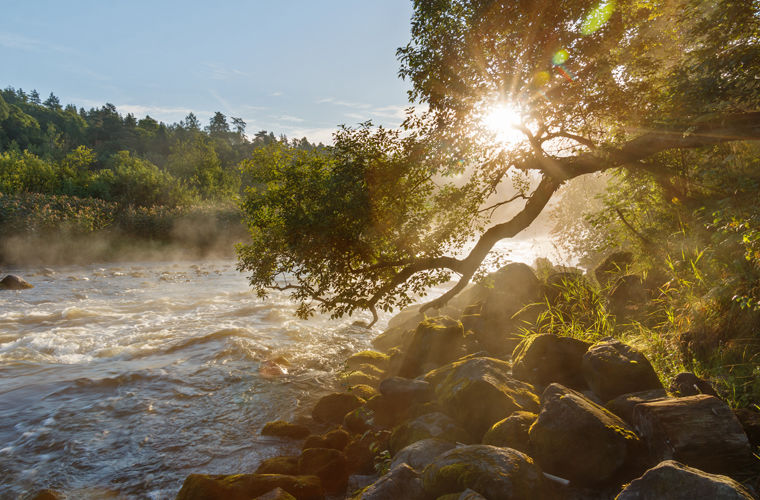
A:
350 363 385 379
511 334 591 389
422 444 543 499
372 326 414 353
608 275 648 315
340 371 382 387
605 389 669 424
262 421 311 439
437 489 488 500
734 408 760 448
389 412 471 454
390 438 456 472
669 372 719 397
594 251 634 288
347 384 378 401
398 317 468 378
312 392 363 424
365 394 408 428
24 490 62 500
379 376 433 407
632 394 753 474
529 383 640 486
0 274 33 290
256 456 300 475
582 338 663 401
176 473 323 500
344 435 376 475
253 487 296 500
431 357 539 439
302 429 349 451
616 460 754 499
345 350 390 371
355 463 427 500
481 411 537 454
343 406 374 433
297 448 348 495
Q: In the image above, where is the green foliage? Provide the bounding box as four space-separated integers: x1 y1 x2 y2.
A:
0 192 115 235
237 124 484 319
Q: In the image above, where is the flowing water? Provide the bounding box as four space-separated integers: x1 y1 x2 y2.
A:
0 238 561 499
0 260 384 499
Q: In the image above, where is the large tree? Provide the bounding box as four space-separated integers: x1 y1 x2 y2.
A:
238 0 760 325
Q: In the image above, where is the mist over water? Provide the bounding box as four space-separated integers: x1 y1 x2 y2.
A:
0 260 381 499
0 237 559 499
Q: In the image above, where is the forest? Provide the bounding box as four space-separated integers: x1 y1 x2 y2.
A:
0 86 317 260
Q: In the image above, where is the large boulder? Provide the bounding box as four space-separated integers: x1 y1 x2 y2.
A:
511 334 591 389
632 394 753 474
616 460 754 499
355 463 427 500
481 411 537 455
734 407 760 449
378 376 433 408
0 274 33 290
371 326 414 353
345 350 389 371
389 412 471 454
256 456 300 475
254 488 296 500
311 392 363 424
422 445 543 499
430 357 539 439
398 317 468 378
529 384 640 486
297 448 348 495
605 389 669 425
582 338 663 402
390 438 456 472
176 474 323 500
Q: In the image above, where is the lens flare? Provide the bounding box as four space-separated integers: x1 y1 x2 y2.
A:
482 102 524 145
581 0 616 35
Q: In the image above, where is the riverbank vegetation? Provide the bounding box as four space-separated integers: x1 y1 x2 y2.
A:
0 86 318 263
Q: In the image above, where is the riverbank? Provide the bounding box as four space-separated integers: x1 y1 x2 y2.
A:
170 262 760 500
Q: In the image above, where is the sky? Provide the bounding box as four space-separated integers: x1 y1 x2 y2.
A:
1 1 416 144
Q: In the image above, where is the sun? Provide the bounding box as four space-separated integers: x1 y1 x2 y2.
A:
481 101 525 145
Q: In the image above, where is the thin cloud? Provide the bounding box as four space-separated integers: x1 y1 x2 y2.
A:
271 91 284 97
278 114 305 123
0 32 73 53
208 89 232 112
200 62 248 81
317 97 372 109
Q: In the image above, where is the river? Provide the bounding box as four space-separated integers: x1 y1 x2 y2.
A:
0 260 385 499
0 238 561 499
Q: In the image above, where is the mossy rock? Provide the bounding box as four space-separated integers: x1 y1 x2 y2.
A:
351 363 385 378
481 411 537 454
254 487 297 500
398 317 468 378
529 383 640 486
262 421 311 439
390 438 455 472
345 350 390 371
431 357 539 439
347 384 378 401
256 456 300 475
389 412 471 454
422 445 542 499
176 473 323 500
339 371 381 388
297 448 348 495
343 406 374 433
354 463 426 500
436 489 487 500
302 429 349 451
372 326 414 353
312 392 364 424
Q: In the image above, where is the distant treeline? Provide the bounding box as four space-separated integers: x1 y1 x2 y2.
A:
0 85 319 207
0 85 319 261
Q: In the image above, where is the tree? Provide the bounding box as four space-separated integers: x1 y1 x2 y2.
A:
208 112 230 135
43 92 61 110
238 0 760 325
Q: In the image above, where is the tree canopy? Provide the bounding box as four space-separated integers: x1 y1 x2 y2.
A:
237 0 760 325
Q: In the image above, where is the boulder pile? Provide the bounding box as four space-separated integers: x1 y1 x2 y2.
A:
174 262 759 499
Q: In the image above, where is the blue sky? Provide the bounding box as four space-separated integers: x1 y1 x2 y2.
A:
1 1 415 143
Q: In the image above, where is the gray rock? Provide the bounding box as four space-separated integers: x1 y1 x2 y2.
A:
356 463 426 500
389 412 471 454
582 338 662 401
616 460 754 499
669 371 718 397
529 383 639 486
0 275 33 290
512 333 590 389
390 438 456 472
